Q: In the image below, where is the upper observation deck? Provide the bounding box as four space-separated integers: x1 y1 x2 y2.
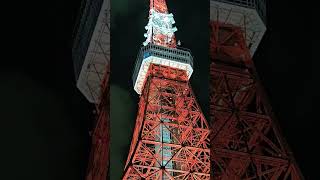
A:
210 0 266 56
72 0 110 103
132 44 194 94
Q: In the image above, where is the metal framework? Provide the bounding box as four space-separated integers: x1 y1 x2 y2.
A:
143 0 177 48
73 0 110 103
72 0 110 179
123 0 210 179
86 64 110 180
210 0 266 56
209 13 304 180
123 64 210 179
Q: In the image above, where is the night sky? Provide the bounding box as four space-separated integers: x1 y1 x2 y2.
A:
2 1 92 179
1 0 316 179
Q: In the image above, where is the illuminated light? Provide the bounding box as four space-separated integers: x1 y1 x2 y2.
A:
143 9 178 46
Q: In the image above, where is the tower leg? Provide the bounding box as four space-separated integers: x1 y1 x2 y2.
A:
209 21 304 180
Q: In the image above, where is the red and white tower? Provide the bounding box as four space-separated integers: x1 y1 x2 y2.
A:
209 0 304 179
72 0 110 179
122 0 210 179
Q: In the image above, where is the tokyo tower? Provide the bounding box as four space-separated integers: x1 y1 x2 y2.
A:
209 0 304 179
122 0 210 179
72 0 110 179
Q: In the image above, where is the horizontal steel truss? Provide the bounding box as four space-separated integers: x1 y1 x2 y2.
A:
85 63 110 180
210 21 303 179
123 64 210 179
210 21 252 67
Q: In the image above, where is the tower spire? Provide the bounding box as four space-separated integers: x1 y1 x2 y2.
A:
143 0 177 48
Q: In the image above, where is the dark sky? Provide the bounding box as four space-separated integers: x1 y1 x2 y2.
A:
2 0 92 179
254 2 316 179
1 0 316 180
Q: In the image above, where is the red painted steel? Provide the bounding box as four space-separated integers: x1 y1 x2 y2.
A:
123 0 210 178
209 21 304 179
123 64 210 179
85 64 110 180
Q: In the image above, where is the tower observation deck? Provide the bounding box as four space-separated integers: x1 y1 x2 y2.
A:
132 44 194 94
210 0 266 56
123 0 210 179
210 0 304 179
72 0 110 179
72 0 110 104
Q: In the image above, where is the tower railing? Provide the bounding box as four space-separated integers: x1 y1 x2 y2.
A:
213 0 266 23
132 43 194 87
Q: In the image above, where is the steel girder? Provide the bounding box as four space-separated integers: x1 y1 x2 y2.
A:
86 64 110 180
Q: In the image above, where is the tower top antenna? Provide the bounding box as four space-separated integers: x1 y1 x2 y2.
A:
143 0 178 48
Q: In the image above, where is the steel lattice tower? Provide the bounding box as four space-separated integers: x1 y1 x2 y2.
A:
72 0 110 179
209 0 304 179
122 0 210 179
